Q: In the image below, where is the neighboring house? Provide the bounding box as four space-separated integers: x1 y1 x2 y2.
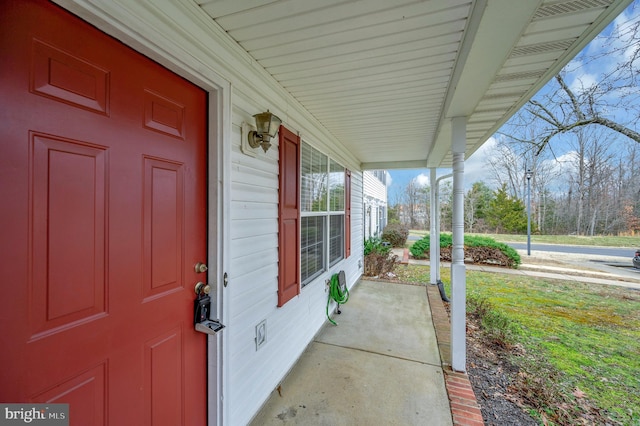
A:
0 1 629 425
363 170 388 239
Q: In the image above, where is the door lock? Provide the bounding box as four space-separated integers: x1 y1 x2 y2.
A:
194 281 210 295
194 262 208 273
193 281 224 336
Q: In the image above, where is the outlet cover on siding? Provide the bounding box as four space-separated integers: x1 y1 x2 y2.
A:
255 319 267 350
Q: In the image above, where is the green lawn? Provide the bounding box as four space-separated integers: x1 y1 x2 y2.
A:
394 264 640 425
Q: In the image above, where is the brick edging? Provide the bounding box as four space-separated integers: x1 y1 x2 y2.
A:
401 248 410 264
427 285 484 426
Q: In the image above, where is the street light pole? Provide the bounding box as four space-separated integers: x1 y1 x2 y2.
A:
526 169 532 256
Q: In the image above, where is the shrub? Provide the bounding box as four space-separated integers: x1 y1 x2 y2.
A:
409 237 429 258
381 223 409 247
363 252 398 277
409 233 451 259
363 237 397 276
409 233 521 268
364 237 390 256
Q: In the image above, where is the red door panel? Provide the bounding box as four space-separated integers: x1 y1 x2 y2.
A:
0 1 209 424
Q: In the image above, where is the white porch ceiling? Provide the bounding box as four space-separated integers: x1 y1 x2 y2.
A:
197 0 631 169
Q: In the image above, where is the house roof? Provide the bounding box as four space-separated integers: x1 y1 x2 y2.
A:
196 0 631 169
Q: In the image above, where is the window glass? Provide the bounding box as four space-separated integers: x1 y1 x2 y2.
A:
301 216 325 284
329 214 344 266
300 143 345 286
301 142 327 212
329 160 345 211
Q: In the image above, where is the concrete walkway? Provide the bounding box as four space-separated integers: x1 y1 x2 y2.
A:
250 280 454 425
250 248 640 425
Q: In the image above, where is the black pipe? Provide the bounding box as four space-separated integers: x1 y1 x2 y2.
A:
437 280 450 302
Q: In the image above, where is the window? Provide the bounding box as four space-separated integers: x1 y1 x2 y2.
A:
300 142 346 285
378 206 385 236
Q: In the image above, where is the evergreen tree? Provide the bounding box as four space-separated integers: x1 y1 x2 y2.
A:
486 184 528 234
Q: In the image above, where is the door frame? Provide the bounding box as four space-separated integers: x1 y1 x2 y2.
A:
52 1 232 424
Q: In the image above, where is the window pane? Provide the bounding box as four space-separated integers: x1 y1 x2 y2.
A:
301 216 325 285
329 160 344 212
301 142 327 212
329 214 344 266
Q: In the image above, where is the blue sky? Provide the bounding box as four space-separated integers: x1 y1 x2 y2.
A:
387 0 639 203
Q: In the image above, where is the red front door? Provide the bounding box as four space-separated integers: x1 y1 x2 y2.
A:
0 1 209 424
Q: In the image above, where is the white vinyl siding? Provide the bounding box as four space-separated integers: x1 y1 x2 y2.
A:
363 171 388 238
228 100 363 425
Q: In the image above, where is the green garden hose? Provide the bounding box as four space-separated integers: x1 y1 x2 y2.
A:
326 273 349 325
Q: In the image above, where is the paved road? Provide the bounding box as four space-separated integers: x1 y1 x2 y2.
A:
507 242 640 281
506 242 634 258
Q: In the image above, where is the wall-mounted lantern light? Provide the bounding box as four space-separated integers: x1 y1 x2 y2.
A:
247 110 281 153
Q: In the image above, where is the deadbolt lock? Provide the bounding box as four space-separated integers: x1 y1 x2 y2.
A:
195 262 208 273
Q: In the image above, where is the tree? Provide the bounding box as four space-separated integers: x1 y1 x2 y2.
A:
439 181 453 232
485 184 528 234
401 178 429 229
387 204 400 223
490 5 640 236
502 6 640 155
464 181 493 232
523 73 640 155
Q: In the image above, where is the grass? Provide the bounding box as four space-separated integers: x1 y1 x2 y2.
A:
408 230 639 248
393 264 640 425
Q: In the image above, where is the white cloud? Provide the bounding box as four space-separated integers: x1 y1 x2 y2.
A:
569 73 598 93
540 151 578 193
564 4 640 91
561 14 640 111
542 151 575 174
414 173 429 186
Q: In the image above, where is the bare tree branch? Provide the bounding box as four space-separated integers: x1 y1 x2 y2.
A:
594 116 640 143
556 74 585 120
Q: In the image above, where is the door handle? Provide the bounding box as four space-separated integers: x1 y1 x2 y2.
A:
194 282 210 295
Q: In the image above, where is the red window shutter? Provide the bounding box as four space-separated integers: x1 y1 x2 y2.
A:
278 125 301 307
345 169 351 258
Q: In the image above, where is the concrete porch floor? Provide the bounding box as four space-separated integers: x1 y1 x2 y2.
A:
249 280 454 425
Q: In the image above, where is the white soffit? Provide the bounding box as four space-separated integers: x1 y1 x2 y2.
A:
197 0 632 169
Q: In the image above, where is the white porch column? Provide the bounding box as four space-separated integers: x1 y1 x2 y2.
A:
434 173 451 284
451 116 466 372
429 168 437 285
